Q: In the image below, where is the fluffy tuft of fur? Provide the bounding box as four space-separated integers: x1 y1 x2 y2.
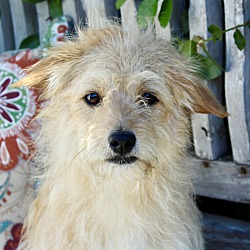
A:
15 21 227 250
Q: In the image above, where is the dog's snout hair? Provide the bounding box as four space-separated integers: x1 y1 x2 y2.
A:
14 20 228 250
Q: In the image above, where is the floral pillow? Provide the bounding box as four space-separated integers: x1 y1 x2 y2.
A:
0 16 73 250
0 49 39 250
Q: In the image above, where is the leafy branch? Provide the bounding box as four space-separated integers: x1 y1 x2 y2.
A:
116 0 250 80
189 22 249 79
195 21 250 50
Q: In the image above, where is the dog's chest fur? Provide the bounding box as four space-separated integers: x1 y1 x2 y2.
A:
27 164 203 250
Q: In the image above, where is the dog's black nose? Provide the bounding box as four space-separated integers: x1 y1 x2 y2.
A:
109 131 136 156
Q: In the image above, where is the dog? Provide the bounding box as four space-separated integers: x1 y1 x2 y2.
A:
15 21 227 250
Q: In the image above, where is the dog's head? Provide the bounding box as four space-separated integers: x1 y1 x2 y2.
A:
14 24 227 181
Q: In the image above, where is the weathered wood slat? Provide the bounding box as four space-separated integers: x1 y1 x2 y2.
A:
170 0 188 38
62 0 78 23
81 0 106 28
104 0 119 18
22 1 38 36
0 0 14 53
244 0 250 151
203 213 250 250
0 20 4 53
189 157 250 203
8 0 31 49
120 0 138 30
155 0 171 41
189 0 228 160
36 2 50 44
224 0 250 165
74 0 87 25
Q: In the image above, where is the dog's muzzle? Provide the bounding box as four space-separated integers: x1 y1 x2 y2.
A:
107 130 137 165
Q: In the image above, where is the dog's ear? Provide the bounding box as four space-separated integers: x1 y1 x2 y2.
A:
12 28 113 91
12 43 83 96
13 57 56 90
172 76 228 118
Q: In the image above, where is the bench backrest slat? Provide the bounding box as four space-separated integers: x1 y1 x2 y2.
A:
225 0 250 165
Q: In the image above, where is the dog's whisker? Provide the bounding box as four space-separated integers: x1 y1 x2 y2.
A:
73 147 88 160
67 147 88 169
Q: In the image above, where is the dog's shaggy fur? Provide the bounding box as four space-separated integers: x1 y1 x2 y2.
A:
16 21 227 250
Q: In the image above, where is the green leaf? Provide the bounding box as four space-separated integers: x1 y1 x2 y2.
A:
116 0 126 9
48 0 63 19
158 0 173 28
233 29 246 50
196 54 222 80
19 34 40 49
208 24 222 44
23 0 46 3
137 0 158 29
179 39 197 57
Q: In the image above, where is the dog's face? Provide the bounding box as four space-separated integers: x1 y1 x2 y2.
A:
15 26 227 181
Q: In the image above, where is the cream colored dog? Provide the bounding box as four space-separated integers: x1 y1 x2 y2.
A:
16 21 227 250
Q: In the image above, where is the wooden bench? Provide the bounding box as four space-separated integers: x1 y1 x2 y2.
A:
203 213 250 249
1 0 250 249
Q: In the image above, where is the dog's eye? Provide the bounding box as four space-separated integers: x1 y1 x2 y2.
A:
141 93 159 106
84 92 101 106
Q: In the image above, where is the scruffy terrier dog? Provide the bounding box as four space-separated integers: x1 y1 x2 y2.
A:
16 21 227 250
